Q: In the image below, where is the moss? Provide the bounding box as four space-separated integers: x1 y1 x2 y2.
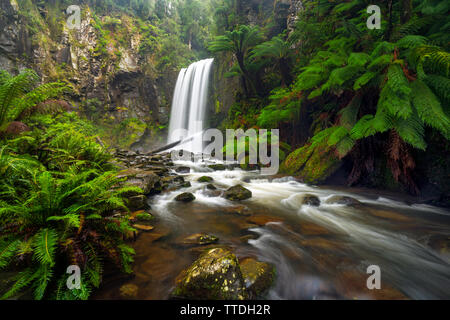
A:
198 176 214 183
282 142 341 184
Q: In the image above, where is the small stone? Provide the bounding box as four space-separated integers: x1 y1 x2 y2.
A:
182 233 219 246
133 224 154 232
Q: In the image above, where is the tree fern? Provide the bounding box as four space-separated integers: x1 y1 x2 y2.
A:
410 80 450 138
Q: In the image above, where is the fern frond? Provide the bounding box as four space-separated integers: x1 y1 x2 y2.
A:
33 228 58 266
410 80 450 138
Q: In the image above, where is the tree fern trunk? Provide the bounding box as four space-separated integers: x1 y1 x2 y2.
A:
400 0 413 24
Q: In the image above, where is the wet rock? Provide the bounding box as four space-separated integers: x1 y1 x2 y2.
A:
198 176 214 183
208 164 227 171
325 196 361 206
172 248 247 300
206 184 217 190
240 258 275 298
127 195 148 210
302 194 321 207
176 166 191 174
133 224 154 232
135 212 154 222
128 210 153 223
119 283 139 299
175 192 196 202
224 185 252 201
182 181 192 188
182 233 219 246
118 169 162 195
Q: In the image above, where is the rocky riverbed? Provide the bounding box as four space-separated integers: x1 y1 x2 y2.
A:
93 150 450 300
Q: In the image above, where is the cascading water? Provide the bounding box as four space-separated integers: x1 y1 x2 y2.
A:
168 58 214 153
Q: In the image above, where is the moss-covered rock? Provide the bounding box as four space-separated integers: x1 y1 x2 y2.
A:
240 258 275 298
224 185 252 201
118 169 162 195
182 233 219 246
206 184 217 190
175 192 196 202
281 143 341 184
208 164 227 171
172 248 247 300
127 195 148 210
198 176 214 183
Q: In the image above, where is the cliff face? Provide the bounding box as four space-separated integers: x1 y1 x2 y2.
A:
0 1 176 146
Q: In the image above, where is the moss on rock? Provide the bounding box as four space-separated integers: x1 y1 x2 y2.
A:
172 248 247 300
281 142 341 184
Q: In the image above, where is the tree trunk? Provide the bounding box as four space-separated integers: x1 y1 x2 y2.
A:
385 0 394 40
400 0 413 24
279 58 293 87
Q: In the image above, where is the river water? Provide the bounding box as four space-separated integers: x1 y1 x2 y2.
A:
95 159 450 300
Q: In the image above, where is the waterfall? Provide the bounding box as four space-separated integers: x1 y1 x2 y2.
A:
168 58 214 153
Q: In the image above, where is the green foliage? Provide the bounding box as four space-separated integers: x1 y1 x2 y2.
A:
0 102 139 300
0 69 67 130
237 0 450 191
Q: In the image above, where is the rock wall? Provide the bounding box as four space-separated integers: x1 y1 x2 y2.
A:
0 1 175 137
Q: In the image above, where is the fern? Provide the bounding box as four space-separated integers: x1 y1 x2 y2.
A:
410 80 450 138
33 228 58 266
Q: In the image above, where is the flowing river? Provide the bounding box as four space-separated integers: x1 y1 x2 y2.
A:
95 158 450 300
95 58 449 300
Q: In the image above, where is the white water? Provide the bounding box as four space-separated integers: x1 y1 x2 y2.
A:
150 160 450 299
168 58 214 153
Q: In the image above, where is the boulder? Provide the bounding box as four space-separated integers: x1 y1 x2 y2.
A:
302 194 321 207
176 166 191 173
175 192 196 202
198 176 214 183
127 195 148 210
172 248 247 300
206 184 217 190
240 258 275 298
325 196 361 206
208 164 227 171
224 185 252 201
118 169 162 195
